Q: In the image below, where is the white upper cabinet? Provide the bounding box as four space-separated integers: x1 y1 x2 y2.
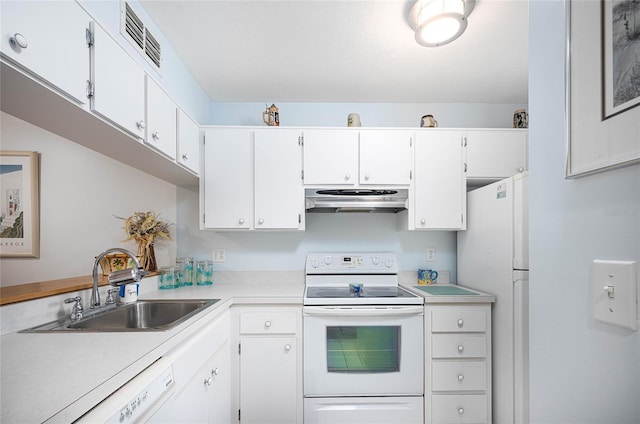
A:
0 1 90 104
254 129 305 230
89 23 145 139
177 110 200 175
145 76 177 159
203 128 253 230
202 127 304 231
465 129 528 182
303 129 359 185
302 129 412 187
359 129 413 185
412 130 466 230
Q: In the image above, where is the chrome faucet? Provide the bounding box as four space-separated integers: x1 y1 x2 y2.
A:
91 248 145 308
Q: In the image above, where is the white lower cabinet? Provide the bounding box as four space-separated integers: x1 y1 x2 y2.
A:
232 305 302 424
151 311 231 424
173 340 231 423
426 304 492 424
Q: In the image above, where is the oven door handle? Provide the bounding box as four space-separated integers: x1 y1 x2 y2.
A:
303 305 424 317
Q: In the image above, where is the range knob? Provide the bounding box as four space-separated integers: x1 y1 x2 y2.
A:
311 259 320 268
371 256 380 265
384 259 394 268
324 256 333 265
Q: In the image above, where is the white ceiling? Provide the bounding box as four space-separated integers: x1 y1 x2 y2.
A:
139 0 529 104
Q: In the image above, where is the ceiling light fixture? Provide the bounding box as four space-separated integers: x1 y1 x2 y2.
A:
409 0 475 47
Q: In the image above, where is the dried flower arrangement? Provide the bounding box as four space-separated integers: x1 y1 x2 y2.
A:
115 211 172 272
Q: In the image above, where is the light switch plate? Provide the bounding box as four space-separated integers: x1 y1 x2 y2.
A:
592 260 637 331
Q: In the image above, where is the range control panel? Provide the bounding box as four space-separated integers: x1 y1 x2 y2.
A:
306 252 397 274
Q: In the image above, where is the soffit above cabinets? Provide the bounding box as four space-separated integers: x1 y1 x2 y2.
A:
139 0 529 104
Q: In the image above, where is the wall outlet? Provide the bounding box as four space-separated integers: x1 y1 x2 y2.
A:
212 249 226 263
426 247 436 262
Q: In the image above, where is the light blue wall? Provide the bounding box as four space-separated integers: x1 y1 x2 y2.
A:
211 102 528 128
529 1 640 423
176 186 458 278
78 0 210 124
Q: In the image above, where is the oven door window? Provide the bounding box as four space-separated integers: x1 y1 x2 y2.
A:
326 326 400 373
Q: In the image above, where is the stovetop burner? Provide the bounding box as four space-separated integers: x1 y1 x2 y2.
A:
304 252 423 306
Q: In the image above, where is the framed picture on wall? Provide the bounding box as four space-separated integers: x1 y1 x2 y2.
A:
565 0 640 177
603 0 640 119
0 151 40 258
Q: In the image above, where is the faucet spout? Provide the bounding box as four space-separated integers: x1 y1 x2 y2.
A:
92 248 144 309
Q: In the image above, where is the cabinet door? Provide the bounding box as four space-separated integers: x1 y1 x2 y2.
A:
359 130 413 185
0 1 89 104
414 130 466 230
302 129 358 185
145 76 177 159
90 23 145 139
172 340 231 424
240 337 298 424
177 110 200 174
203 128 253 229
466 130 527 180
254 129 304 230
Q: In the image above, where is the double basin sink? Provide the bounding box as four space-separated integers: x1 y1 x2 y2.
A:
21 299 220 333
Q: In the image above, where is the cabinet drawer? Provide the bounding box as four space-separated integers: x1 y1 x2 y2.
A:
431 310 487 333
431 394 488 423
240 311 297 334
432 361 487 392
432 335 486 359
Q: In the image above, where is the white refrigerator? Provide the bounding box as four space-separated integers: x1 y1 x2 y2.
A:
457 172 529 424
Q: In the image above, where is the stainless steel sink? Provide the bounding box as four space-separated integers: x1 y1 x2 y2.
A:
20 299 220 333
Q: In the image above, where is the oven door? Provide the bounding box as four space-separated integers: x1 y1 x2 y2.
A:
303 305 424 396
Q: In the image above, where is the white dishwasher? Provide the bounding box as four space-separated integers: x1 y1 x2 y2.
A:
75 357 176 424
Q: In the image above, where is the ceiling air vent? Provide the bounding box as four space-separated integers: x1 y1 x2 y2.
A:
121 2 162 71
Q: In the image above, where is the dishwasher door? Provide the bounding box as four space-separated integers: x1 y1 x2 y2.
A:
75 357 175 424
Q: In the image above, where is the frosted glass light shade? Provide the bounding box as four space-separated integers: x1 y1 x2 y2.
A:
409 0 475 47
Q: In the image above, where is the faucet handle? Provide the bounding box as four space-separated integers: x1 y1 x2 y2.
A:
64 296 84 321
105 288 118 305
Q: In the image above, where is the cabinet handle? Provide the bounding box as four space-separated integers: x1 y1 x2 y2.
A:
212 368 219 376
284 344 291 352
364 173 371 181
420 218 426 225
204 376 213 386
182 153 189 161
238 218 245 225
136 120 146 130
345 173 351 181
152 131 160 140
517 166 524 173
9 33 28 49
257 218 264 225
457 319 464 327
458 408 465 415
457 374 464 382
264 320 271 328
457 344 464 353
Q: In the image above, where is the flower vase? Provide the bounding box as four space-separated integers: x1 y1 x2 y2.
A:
136 241 158 272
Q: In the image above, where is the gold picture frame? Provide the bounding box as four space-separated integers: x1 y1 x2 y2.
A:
0 151 40 258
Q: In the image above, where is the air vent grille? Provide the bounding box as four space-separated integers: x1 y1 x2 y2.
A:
124 3 144 49
145 30 161 67
121 2 161 71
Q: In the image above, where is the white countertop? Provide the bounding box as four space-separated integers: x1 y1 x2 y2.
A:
0 275 304 424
